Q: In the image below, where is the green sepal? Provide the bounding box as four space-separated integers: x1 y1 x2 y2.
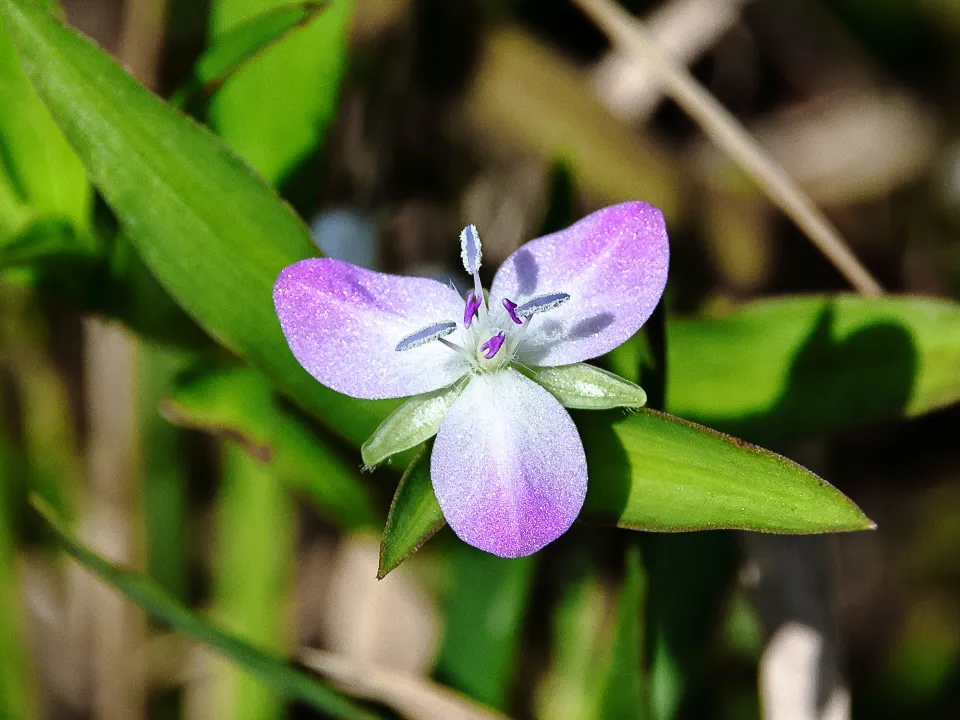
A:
527 363 647 410
360 380 466 468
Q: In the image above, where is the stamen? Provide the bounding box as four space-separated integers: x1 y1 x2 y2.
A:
459 224 485 315
459 224 482 275
395 321 457 352
516 292 571 319
479 331 506 359
438 336 475 362
502 298 522 325
464 291 482 328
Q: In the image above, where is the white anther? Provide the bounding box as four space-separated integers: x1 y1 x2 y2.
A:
516 292 571 318
460 224 482 275
395 321 458 351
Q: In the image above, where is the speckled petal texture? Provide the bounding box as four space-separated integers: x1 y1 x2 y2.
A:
489 202 669 366
431 369 587 558
274 259 469 399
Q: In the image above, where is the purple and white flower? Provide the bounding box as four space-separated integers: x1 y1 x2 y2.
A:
273 202 669 557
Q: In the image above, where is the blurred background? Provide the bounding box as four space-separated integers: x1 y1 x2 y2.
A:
1 0 959 719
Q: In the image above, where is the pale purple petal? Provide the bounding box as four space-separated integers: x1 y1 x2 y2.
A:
274 259 470 399
489 202 669 366
431 369 587 558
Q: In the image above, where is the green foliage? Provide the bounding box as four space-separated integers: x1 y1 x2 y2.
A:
208 0 353 184
528 363 648 410
140 343 193 602
362 383 465 468
0 0 89 236
643 533 739 720
379 407 872 577
436 545 537 710
378 446 445 578
579 408 872 533
668 296 960 443
173 2 330 107
163 364 380 529
595 548 647 720
0 1 957 719
0 0 395 448
0 452 38 720
211 445 295 720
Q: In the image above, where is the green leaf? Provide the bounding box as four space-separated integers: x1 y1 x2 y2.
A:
172 1 329 107
361 383 464 468
0 0 394 446
436 545 536 710
378 405 872 576
162 364 380 530
377 446 444 579
580 408 873 533
0 0 89 226
208 0 353 183
594 547 646 720
29 495 379 720
0 451 39 720
668 296 960 442
535 547 608 720
529 363 647 410
139 343 192 601
643 533 738 720
0 216 89 267
211 444 295 720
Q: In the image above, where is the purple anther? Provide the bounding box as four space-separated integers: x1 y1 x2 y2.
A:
480 331 506 359
502 298 522 325
464 291 482 328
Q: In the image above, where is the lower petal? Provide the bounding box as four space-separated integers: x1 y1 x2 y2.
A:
431 369 587 558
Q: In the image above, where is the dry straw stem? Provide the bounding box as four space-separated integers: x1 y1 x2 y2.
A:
573 0 884 297
300 649 512 720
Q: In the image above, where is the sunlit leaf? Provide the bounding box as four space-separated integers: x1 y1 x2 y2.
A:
379 406 872 575
668 296 960 443
172 1 329 107
580 409 873 533
30 495 379 720
0 0 394 447
208 0 353 183
0 0 89 227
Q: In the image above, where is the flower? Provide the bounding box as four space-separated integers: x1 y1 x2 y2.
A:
273 202 669 557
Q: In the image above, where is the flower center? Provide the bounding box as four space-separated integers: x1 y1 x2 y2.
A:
393 225 571 373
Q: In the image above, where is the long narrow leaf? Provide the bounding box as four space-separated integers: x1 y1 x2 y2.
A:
30 495 379 720
172 1 329 106
209 0 353 183
0 0 394 447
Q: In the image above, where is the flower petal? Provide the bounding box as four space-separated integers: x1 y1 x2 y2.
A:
431 369 587 557
489 202 669 366
274 259 469 399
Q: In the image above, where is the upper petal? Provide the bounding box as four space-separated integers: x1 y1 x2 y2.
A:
274 258 469 399
431 369 587 558
489 202 669 366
